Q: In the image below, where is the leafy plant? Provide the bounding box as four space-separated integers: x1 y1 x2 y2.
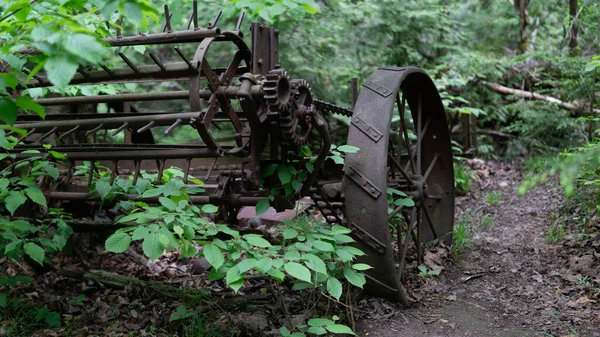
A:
544 214 565 243
417 265 440 278
452 211 474 256
454 163 473 195
485 191 501 206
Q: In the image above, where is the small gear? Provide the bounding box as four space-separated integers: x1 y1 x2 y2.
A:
262 69 293 113
279 79 315 146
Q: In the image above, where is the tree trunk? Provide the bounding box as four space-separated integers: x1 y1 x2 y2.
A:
514 0 530 53
568 0 579 56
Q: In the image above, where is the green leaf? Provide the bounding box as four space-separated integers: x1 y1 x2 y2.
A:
0 98 18 125
283 228 298 240
278 165 292 184
279 326 291 337
304 253 327 275
25 187 46 207
24 242 45 265
333 234 354 244
335 249 353 262
267 268 286 282
337 145 359 153
394 198 415 207
339 246 365 256
307 326 327 335
5 190 26 215
325 324 356 335
313 240 334 252
16 96 45 118
330 225 352 235
131 226 149 240
105 232 131 253
203 244 224 270
256 199 270 215
343 269 366 289
0 178 8 191
262 164 277 177
180 242 197 258
124 2 143 25
64 34 107 64
352 263 373 271
237 258 257 273
308 318 334 327
159 197 177 211
95 180 112 200
143 233 164 260
0 293 6 308
244 234 272 248
255 257 273 273
284 262 312 283
226 265 243 285
44 55 78 89
201 204 219 213
327 278 343 300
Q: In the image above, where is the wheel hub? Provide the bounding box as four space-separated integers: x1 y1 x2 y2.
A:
409 174 428 204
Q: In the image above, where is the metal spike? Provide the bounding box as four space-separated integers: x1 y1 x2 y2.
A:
59 125 81 140
100 64 114 75
157 159 166 183
87 161 95 187
208 10 222 29
118 52 139 73
186 12 193 30
116 16 123 39
236 11 245 31
165 119 183 135
192 1 198 30
184 158 192 183
163 4 173 33
204 157 218 180
65 160 74 183
85 124 104 137
35 127 58 144
110 160 118 185
174 47 192 68
149 53 166 71
137 121 155 133
111 122 129 136
77 67 90 77
132 160 141 185
18 128 37 143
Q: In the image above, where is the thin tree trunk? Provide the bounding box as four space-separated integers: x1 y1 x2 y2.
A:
568 0 579 55
514 0 530 53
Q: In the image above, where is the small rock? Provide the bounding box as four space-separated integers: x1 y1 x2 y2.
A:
191 257 211 274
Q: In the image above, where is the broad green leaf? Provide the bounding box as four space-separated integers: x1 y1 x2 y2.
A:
44 56 78 89
25 187 46 207
24 242 45 265
201 204 219 213
304 254 327 275
279 326 291 337
5 190 26 215
142 233 164 260
327 278 343 300
261 164 277 177
267 268 286 282
105 232 131 253
180 242 197 258
325 324 356 335
284 262 312 283
131 226 149 240
307 326 327 335
352 263 373 271
255 257 273 273
237 258 257 273
226 264 243 285
339 246 365 256
335 249 353 262
0 98 18 125
343 269 366 289
0 293 6 308
159 197 177 211
278 165 292 184
394 198 415 207
255 199 270 215
203 244 224 270
5 239 22 254
313 240 334 252
283 228 298 239
337 145 359 153
308 318 334 327
124 2 143 25
95 180 112 200
64 34 107 64
244 234 272 248
0 178 8 191
15 96 45 118
330 225 352 235
333 234 354 244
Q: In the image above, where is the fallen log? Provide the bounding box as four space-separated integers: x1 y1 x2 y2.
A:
470 77 600 114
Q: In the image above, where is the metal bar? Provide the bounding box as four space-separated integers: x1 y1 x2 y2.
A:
87 161 95 186
46 191 263 206
12 147 222 161
110 160 118 185
35 127 58 143
105 27 220 47
118 52 139 73
58 125 80 140
192 0 198 30
99 64 114 75
174 47 193 68
84 124 104 137
132 160 141 185
423 154 439 181
387 151 414 185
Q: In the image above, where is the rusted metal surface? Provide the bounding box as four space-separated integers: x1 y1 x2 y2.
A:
5 1 455 304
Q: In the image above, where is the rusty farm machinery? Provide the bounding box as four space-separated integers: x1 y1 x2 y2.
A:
6 3 455 305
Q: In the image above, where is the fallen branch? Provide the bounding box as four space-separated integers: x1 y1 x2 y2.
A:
470 77 600 114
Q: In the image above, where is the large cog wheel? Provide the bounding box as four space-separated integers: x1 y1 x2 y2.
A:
279 79 314 146
263 69 293 113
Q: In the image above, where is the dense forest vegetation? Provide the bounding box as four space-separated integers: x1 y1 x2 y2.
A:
1 0 599 336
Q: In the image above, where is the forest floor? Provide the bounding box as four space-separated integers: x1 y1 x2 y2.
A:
355 160 600 337
2 159 600 337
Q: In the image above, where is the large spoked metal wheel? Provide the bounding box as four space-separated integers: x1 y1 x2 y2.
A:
343 67 454 305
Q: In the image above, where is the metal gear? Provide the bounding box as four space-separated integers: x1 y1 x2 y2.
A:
279 79 314 146
262 69 293 113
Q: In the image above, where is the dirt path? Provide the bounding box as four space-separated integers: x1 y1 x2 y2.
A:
355 160 600 337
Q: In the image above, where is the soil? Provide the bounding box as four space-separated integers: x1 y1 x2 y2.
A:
355 160 600 337
2 159 600 337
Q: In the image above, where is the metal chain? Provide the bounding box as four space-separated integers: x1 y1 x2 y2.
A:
314 99 353 117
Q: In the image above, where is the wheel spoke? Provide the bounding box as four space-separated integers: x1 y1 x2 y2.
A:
422 204 438 240
416 92 422 174
404 115 431 174
388 151 414 184
416 206 422 264
397 93 416 173
398 207 417 280
423 154 439 181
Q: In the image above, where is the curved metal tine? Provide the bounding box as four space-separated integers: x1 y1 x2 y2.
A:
174 47 193 68
389 204 404 222
209 10 222 29
137 121 155 133
398 207 417 280
118 52 139 73
416 92 422 174
184 158 192 183
149 53 166 71
423 154 439 181
162 4 173 33
18 128 37 143
110 160 118 185
85 124 104 137
132 160 141 186
192 0 199 30
35 127 58 144
59 125 80 140
422 204 439 240
100 64 114 75
157 159 166 183
112 122 129 136
389 138 396 180
235 11 245 31
165 119 183 135
397 93 416 174
186 11 193 30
